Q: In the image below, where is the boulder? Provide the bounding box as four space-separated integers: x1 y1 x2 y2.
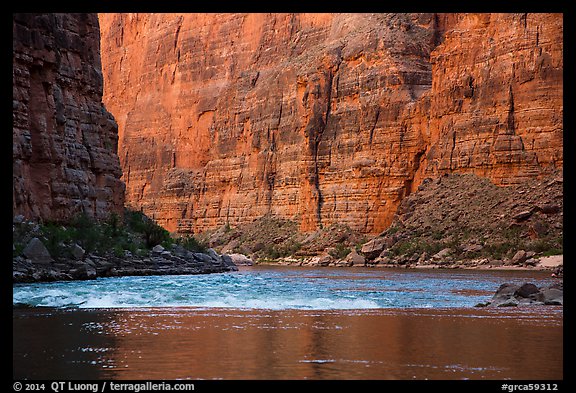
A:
22 237 53 264
227 253 254 266
84 258 97 268
13 271 28 282
541 288 563 305
206 248 221 262
71 244 85 260
489 283 520 306
221 254 239 271
497 298 519 307
70 264 97 280
345 250 365 266
484 282 563 307
152 244 165 253
511 250 527 265
431 248 452 261
463 244 483 253
13 215 25 224
514 283 539 298
193 252 213 264
513 209 535 221
360 237 388 260
318 254 333 266
304 256 321 266
95 260 114 275
538 204 560 214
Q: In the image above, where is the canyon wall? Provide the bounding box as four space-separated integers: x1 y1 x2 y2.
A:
99 13 562 234
13 13 125 222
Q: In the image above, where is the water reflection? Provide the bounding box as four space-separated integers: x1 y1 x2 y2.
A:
14 307 561 380
13 308 118 379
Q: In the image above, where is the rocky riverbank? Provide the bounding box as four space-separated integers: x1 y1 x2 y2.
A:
252 253 564 275
199 172 563 274
358 172 563 269
13 242 237 283
12 210 237 283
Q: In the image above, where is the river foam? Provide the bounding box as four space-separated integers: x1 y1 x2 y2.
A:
13 266 557 310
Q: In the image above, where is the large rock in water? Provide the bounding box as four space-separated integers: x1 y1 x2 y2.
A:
13 13 125 223
478 282 563 307
99 13 562 235
540 286 563 305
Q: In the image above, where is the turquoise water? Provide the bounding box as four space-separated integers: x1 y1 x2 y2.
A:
12 266 558 310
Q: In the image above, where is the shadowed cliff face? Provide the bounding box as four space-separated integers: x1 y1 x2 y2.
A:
99 13 562 234
13 13 125 222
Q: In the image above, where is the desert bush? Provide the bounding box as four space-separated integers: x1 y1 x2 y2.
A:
329 243 351 259
177 235 207 253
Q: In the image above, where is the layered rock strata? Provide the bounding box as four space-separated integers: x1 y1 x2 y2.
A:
99 13 563 234
13 13 125 223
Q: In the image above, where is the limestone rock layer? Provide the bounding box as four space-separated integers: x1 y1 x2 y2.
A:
99 13 562 234
13 13 125 222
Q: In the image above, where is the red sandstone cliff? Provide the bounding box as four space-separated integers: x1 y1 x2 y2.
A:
411 13 563 188
99 13 562 234
13 13 125 222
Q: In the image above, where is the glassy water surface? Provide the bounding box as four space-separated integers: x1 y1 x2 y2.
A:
13 266 563 380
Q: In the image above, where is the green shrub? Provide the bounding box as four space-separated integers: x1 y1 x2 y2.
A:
482 241 516 260
389 239 444 257
260 240 301 260
431 230 443 241
177 235 207 253
262 244 281 260
329 243 351 259
112 244 125 257
125 209 149 233
41 223 75 258
105 212 122 238
124 209 170 248
143 223 170 248
13 243 25 257
526 235 563 256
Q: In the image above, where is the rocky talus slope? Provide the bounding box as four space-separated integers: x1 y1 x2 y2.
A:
361 171 563 269
13 13 125 222
99 13 562 234
198 214 367 265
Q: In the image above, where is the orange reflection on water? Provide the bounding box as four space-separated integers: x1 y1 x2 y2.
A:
99 307 562 380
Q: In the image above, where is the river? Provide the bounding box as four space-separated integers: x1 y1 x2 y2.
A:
13 266 563 380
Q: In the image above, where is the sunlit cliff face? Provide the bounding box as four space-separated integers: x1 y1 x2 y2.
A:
99 13 562 234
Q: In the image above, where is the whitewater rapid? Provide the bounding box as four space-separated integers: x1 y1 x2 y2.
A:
12 266 556 310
